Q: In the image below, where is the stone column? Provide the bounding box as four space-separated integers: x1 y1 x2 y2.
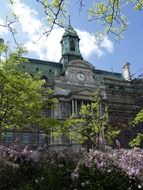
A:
54 102 60 119
58 102 61 119
81 100 83 105
75 100 78 114
72 99 75 114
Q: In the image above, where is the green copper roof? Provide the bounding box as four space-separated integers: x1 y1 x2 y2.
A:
21 58 63 86
63 24 78 37
27 58 63 68
93 69 123 79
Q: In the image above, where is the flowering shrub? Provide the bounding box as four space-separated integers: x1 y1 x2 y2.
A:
0 145 41 162
0 145 79 190
108 148 143 182
83 148 143 182
0 145 41 190
0 145 143 189
71 148 143 189
32 149 78 190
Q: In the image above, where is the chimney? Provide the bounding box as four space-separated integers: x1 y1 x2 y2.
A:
122 62 131 81
0 38 4 45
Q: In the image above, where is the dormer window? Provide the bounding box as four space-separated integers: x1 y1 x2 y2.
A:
70 40 75 51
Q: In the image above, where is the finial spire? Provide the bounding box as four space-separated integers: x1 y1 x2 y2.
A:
68 15 71 26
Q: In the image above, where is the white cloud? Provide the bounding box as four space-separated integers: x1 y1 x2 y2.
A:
100 36 114 53
11 0 43 36
6 0 114 62
25 28 64 61
24 27 114 62
25 28 113 62
77 29 104 59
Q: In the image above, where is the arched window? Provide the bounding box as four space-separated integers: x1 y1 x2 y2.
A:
70 40 75 51
41 75 48 82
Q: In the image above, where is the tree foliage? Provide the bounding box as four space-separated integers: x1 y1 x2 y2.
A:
134 109 143 125
36 0 143 40
129 132 143 147
129 109 143 147
0 0 142 44
64 91 120 150
36 0 66 38
0 43 55 130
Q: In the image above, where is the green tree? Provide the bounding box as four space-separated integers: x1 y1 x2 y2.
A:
129 109 143 147
0 44 55 131
129 133 143 147
64 91 120 150
134 109 143 125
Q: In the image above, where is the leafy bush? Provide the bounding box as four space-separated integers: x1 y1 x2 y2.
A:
0 145 142 190
73 148 143 190
0 159 39 190
31 150 77 190
71 160 140 190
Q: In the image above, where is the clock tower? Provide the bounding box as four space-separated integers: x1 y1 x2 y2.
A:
60 18 83 71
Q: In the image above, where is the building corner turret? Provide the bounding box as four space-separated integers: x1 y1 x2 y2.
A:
122 62 131 81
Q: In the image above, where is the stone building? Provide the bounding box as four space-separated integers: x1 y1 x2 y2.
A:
2 22 143 147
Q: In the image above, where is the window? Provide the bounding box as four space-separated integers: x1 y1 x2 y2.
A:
41 75 48 82
6 132 13 143
23 132 30 144
39 133 45 145
70 40 75 51
60 101 71 119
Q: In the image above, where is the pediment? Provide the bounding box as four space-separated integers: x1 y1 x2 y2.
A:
54 87 94 98
71 88 94 96
67 59 95 70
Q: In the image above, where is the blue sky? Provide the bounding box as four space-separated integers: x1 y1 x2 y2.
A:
0 0 143 78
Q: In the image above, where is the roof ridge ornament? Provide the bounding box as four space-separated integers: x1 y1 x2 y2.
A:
68 15 71 26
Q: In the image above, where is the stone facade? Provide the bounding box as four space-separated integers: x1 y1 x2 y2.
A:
2 22 143 147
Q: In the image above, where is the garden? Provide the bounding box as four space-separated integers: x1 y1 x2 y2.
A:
0 145 142 190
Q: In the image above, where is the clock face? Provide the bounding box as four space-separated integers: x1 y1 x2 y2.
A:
76 72 85 81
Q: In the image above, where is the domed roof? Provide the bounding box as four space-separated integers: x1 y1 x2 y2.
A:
63 24 78 37
63 17 78 38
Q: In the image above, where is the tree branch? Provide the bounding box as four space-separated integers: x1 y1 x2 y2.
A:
0 18 19 46
36 0 66 39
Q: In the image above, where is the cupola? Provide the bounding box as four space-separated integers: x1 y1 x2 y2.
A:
60 17 83 70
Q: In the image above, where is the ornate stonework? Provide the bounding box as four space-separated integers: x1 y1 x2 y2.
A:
1 23 143 148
